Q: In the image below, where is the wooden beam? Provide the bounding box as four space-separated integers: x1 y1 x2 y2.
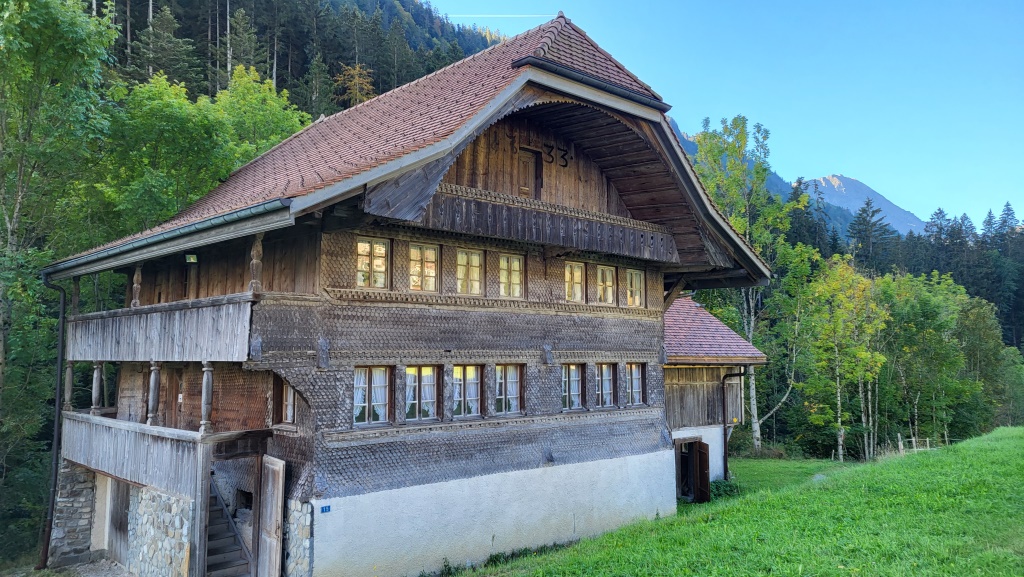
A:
248 232 264 293
199 362 214 434
146 361 161 426
90 362 102 414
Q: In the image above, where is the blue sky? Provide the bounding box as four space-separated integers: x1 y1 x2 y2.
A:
439 0 1024 225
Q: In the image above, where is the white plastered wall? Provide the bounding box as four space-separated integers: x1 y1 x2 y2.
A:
90 473 111 552
672 425 726 481
311 450 676 577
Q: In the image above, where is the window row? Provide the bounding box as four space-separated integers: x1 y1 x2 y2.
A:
353 363 646 425
355 237 646 307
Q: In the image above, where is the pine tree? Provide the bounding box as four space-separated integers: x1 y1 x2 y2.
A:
293 52 337 117
847 198 898 274
333 63 376 108
125 7 203 89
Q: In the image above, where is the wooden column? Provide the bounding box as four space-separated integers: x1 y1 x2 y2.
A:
199 361 214 434
130 264 142 308
248 232 264 292
90 362 102 414
70 277 80 315
63 361 74 411
146 361 161 426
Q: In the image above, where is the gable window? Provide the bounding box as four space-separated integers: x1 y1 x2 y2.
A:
626 269 645 308
597 363 616 408
456 249 483 295
453 365 482 417
405 366 439 421
409 244 439 292
357 238 390 289
597 266 616 305
561 364 583 410
499 254 524 299
495 365 522 415
565 262 584 302
625 363 645 406
354 366 390 424
273 376 296 425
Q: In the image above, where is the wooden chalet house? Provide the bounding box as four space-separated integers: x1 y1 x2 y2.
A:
663 296 767 502
42 13 769 577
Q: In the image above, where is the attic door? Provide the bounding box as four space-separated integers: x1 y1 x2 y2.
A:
517 149 541 199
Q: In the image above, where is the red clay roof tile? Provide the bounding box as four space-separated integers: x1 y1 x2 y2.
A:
60 14 668 263
664 297 767 363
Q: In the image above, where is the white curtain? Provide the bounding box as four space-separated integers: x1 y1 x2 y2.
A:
353 368 368 421
371 367 388 422
421 369 436 418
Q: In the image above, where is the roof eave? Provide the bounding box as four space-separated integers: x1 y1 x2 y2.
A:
665 356 768 367
512 56 671 112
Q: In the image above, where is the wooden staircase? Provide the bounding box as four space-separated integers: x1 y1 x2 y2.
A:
207 483 251 577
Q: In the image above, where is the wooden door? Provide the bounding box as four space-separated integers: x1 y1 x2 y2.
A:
256 456 285 577
517 149 540 199
694 441 711 503
108 479 131 565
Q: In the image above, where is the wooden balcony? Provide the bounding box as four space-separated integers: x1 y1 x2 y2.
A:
64 293 255 363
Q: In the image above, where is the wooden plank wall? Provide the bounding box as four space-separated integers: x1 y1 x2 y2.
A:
62 411 200 497
442 117 632 218
131 230 319 308
66 299 252 362
117 362 273 432
664 366 744 429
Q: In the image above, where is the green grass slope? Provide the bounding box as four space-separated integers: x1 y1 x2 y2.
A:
481 428 1024 577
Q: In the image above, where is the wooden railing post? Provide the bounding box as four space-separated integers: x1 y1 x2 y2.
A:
63 361 74 411
130 264 142 308
147 361 161 426
90 362 102 415
199 361 214 435
248 232 264 293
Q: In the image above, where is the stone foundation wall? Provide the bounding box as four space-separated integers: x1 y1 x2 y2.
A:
125 487 193 577
48 460 96 567
284 499 313 577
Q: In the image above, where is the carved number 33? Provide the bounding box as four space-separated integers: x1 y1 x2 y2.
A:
541 144 570 168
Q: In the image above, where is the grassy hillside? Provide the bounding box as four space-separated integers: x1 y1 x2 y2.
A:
478 428 1024 576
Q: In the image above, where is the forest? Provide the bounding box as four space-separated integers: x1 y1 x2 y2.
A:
1 0 1023 567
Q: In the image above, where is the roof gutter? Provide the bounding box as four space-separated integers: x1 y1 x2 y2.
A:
512 56 672 112
42 199 294 280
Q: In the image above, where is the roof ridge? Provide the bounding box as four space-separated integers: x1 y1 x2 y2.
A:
532 11 568 58
554 14 661 101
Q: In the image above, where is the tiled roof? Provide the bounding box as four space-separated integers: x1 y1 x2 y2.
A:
664 297 767 363
60 13 665 262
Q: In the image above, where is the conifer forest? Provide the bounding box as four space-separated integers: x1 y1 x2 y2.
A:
1 0 1022 565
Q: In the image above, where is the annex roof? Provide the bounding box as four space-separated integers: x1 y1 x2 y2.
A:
664 296 767 365
44 13 770 290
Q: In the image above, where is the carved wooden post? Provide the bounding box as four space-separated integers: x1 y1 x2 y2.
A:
248 232 264 293
130 264 142 308
63 361 74 411
146 361 161 426
91 362 102 414
71 277 80 315
199 361 214 434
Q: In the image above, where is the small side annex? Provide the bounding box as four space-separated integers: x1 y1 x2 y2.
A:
663 296 766 500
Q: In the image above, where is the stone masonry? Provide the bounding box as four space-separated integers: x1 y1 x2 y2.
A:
283 499 313 577
125 486 193 577
48 460 96 567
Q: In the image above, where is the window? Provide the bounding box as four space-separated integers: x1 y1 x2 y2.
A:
453 365 482 417
409 244 438 292
456 249 483 295
354 367 390 424
405 366 438 421
626 269 645 308
273 377 295 425
564 262 584 302
357 238 389 289
625 363 645 405
561 364 583 410
495 365 522 415
499 254 524 298
596 363 616 408
597 266 616 305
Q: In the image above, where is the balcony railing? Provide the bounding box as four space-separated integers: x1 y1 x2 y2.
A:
64 293 254 363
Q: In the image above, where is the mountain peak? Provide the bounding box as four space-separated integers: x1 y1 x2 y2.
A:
804 175 924 234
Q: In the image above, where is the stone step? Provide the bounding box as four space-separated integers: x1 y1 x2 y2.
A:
207 557 249 577
207 544 245 565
